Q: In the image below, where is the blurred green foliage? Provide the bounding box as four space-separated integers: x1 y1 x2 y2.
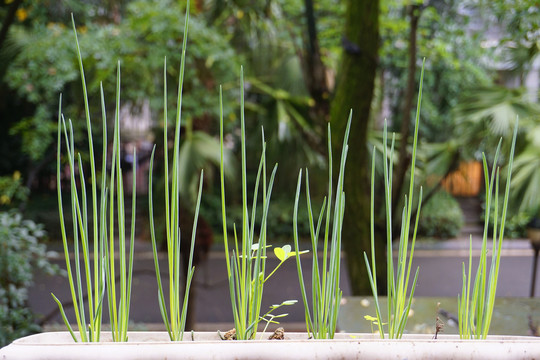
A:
418 190 464 238
1 0 240 185
6 23 79 161
481 196 532 238
200 192 317 244
0 0 538 243
0 171 28 208
379 0 493 142
3 0 535 188
0 211 59 347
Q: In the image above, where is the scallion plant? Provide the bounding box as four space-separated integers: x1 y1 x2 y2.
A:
147 5 203 342
292 112 352 339
458 120 518 340
51 16 135 342
364 61 425 339
219 69 300 340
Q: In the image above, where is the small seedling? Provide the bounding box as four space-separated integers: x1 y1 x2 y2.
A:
293 112 351 339
364 315 387 334
258 300 297 339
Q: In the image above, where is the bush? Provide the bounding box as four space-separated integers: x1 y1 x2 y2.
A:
418 191 464 238
481 199 531 239
0 172 28 210
503 212 532 238
0 211 58 347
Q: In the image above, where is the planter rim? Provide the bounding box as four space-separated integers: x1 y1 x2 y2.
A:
7 331 540 344
3 331 540 360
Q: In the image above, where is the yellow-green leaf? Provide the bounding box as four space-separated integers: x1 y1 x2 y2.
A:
274 246 286 261
364 315 378 322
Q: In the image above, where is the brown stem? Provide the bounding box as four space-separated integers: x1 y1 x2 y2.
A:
391 4 422 224
302 0 330 124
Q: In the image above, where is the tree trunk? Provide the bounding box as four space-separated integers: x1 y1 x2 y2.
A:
302 0 330 124
330 0 380 295
179 208 213 330
392 5 422 220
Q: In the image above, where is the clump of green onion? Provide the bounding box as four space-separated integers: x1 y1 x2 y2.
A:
52 16 135 342
147 3 203 342
218 68 301 340
364 60 425 339
292 112 351 339
458 119 518 339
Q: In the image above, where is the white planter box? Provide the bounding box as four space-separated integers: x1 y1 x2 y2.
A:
1 331 540 359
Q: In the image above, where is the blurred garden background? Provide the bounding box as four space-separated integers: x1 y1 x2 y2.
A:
0 0 539 346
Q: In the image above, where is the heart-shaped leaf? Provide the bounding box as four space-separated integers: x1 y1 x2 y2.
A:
274 246 286 261
274 245 309 261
